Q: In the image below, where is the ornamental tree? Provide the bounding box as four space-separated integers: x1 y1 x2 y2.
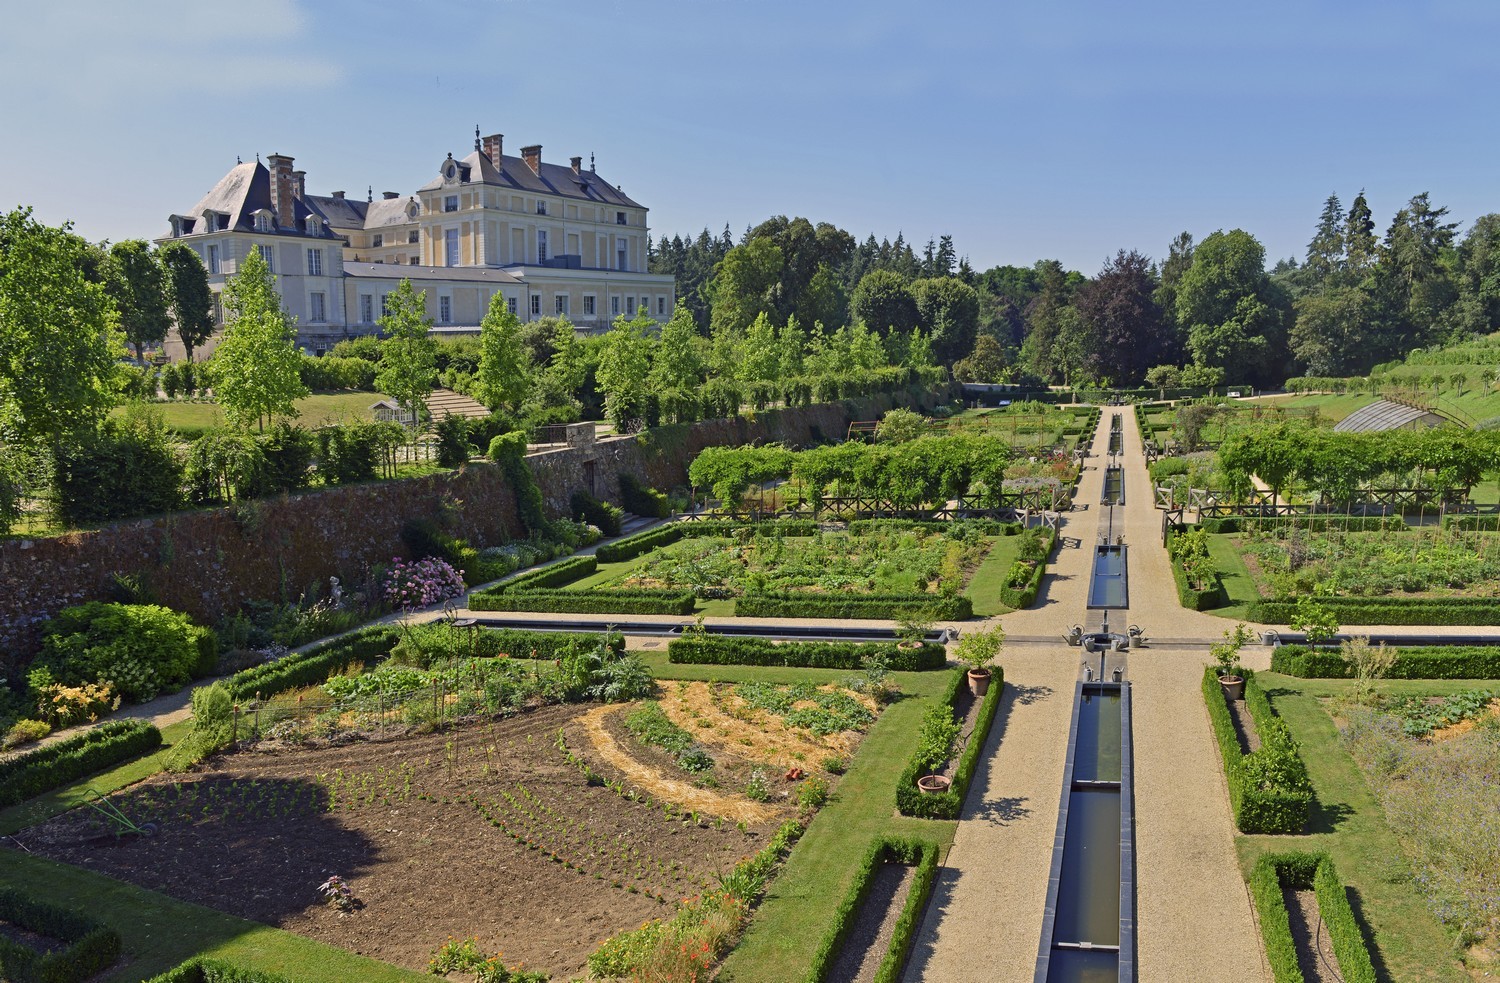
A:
212 247 308 431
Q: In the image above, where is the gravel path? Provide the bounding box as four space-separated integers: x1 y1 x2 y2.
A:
827 862 918 983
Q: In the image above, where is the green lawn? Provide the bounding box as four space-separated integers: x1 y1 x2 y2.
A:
118 391 382 435
0 852 428 983
966 535 1022 616
1204 532 1261 620
718 667 960 981
1255 393 1375 424
1235 675 1477 983
0 719 194 835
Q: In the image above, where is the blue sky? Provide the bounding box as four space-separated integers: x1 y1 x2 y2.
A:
2 0 1496 275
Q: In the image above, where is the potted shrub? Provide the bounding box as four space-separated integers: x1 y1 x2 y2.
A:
1211 622 1254 701
915 705 961 794
895 613 934 650
954 623 1004 696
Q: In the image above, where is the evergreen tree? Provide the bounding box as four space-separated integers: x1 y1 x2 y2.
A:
1304 193 1346 286
1344 190 1378 272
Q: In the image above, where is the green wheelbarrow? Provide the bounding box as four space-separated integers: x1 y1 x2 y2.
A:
82 787 159 839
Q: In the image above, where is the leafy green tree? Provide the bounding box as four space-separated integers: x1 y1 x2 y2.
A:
1379 192 1460 342
743 216 855 324
952 333 1007 382
850 269 918 336
802 262 848 331
157 241 215 363
739 312 779 382
1019 260 1076 382
474 294 530 413
1153 231 1195 345
1290 285 1378 376
106 239 171 363
0 208 124 449
213 248 308 431
649 305 705 421
911 277 979 365
597 309 656 431
1176 229 1291 386
776 315 807 378
708 237 783 334
1455 213 1500 334
375 279 439 432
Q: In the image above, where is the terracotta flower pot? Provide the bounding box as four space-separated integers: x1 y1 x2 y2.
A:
917 774 952 795
967 668 992 697
1218 674 1245 701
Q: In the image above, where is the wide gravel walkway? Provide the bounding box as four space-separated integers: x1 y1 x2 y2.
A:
909 408 1268 982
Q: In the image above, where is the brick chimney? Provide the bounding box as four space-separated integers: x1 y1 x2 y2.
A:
332 190 346 200
570 156 582 175
482 133 504 169
266 154 295 228
382 191 400 199
521 145 541 175
292 169 307 198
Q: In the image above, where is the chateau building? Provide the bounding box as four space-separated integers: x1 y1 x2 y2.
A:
158 128 675 353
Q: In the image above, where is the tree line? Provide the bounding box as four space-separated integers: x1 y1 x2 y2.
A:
654 193 1500 390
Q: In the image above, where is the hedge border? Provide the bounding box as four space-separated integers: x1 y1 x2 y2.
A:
470 588 696 616
803 838 939 983
0 886 122 983
1201 515 1407 534
0 719 162 808
666 636 946 671
735 592 972 621
895 666 1005 819
1202 668 1312 834
996 527 1059 609
227 626 401 701
1249 852 1377 983
1164 527 1228 610
144 957 298 983
1247 596 1500 626
1269 643 1500 680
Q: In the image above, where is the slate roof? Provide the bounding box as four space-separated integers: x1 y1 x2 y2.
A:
1333 399 1445 432
416 150 643 209
175 161 341 240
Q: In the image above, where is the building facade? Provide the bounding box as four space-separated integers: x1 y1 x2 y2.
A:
158 130 675 354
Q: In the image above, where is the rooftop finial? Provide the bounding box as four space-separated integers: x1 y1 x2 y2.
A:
256 153 261 163
475 125 481 152
367 186 373 203
237 155 242 164
590 152 596 172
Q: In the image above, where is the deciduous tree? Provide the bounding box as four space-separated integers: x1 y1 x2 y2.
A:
212 248 308 431
375 279 439 434
158 241 216 363
107 239 171 363
475 294 530 413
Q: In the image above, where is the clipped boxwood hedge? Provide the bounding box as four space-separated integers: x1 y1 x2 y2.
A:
470 587 697 615
667 636 945 671
1269 643 1500 679
145 957 298 983
487 555 598 592
896 666 1004 819
0 886 121 983
1248 596 1500 626
736 592 972 621
1169 554 1227 610
1250 852 1377 983
228 626 400 701
1202 668 1311 834
1200 515 1407 534
996 527 1059 609
0 719 162 808
804 838 939 983
1442 514 1500 532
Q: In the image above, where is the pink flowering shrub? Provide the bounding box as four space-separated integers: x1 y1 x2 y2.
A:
383 557 466 611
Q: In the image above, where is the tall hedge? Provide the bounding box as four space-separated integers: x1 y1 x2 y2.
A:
0 887 122 983
668 636 946 671
0 719 161 807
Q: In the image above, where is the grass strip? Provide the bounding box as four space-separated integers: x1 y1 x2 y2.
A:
1235 677 1468 982
0 851 427 983
0 720 191 835
718 669 958 982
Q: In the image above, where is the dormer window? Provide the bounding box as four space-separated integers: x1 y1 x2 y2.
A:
169 216 182 237
406 199 420 219
307 216 322 235
254 210 274 233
